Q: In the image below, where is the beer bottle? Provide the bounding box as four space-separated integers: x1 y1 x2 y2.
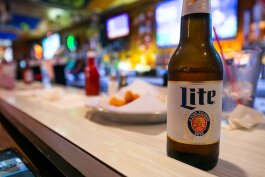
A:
167 0 223 171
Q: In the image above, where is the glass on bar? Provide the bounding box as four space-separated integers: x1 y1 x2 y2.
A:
222 50 262 118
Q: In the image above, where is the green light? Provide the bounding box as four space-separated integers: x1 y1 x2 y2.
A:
20 22 30 32
66 35 76 51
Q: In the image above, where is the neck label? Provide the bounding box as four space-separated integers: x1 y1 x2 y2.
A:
182 0 211 17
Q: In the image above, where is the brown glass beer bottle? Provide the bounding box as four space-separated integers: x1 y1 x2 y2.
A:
167 0 223 171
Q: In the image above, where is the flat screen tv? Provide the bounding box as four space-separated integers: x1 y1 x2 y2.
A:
155 0 238 47
212 0 238 39
42 33 61 60
106 13 130 40
156 0 182 48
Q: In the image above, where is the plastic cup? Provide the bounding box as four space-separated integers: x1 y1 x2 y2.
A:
222 50 262 117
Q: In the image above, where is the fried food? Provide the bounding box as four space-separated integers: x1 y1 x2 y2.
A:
109 91 140 107
109 97 126 107
124 91 134 103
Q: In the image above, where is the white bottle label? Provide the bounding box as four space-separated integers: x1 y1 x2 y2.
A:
167 81 223 145
182 0 211 17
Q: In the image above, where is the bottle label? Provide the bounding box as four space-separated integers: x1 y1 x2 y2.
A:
182 0 211 17
167 81 223 145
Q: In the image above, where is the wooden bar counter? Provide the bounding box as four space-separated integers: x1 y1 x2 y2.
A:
0 83 264 177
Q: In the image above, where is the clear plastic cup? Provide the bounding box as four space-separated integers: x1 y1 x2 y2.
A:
222 50 262 117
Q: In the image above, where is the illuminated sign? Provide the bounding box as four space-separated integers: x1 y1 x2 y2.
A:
66 35 77 51
33 44 43 60
42 33 61 60
106 14 130 40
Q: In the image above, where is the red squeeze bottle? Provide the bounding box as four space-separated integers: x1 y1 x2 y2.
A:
84 52 100 96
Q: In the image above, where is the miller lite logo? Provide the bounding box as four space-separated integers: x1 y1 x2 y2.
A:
188 110 210 136
180 87 216 110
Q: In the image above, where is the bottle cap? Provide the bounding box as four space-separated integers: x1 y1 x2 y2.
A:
182 0 211 17
87 51 96 58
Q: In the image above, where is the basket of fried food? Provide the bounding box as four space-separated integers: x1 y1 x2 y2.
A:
87 80 167 124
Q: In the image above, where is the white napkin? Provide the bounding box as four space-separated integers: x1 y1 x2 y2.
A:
37 88 64 101
24 87 88 109
119 80 164 100
46 93 87 109
222 104 265 130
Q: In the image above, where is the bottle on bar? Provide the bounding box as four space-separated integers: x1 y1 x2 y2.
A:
85 51 100 96
119 73 128 89
167 0 223 171
108 73 118 95
22 60 34 84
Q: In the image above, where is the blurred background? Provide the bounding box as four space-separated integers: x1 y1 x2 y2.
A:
0 0 265 111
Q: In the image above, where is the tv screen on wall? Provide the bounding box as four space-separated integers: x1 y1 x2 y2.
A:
106 13 130 40
212 0 238 39
156 0 182 48
155 0 238 47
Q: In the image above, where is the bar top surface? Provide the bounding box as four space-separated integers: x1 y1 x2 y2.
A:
0 82 264 177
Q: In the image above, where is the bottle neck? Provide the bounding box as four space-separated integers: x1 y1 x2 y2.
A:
180 13 212 43
88 58 95 66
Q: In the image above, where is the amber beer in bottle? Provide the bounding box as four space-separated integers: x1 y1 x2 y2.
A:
167 0 223 170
